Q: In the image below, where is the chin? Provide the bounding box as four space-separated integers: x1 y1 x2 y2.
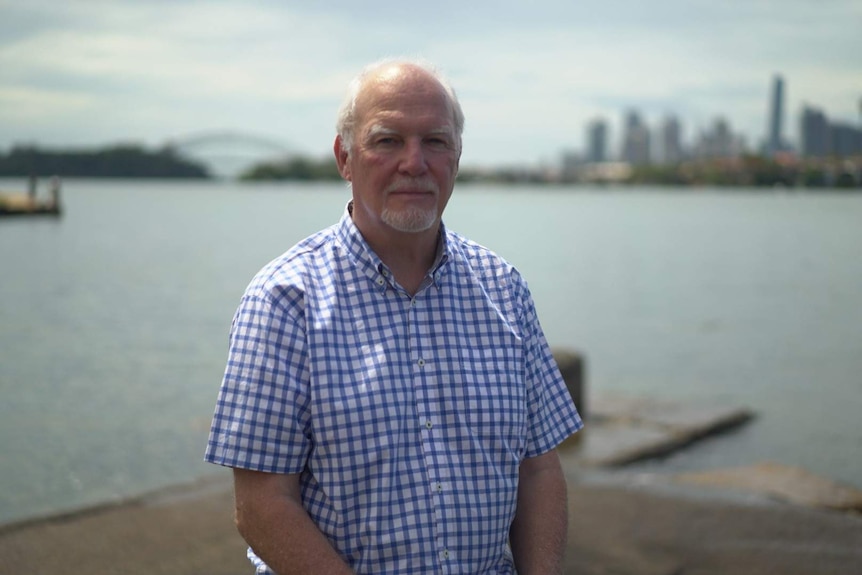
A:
381 208 438 233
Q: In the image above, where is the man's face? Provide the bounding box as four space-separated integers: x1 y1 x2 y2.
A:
335 66 461 240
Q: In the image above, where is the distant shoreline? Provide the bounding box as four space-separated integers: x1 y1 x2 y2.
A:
1 175 860 192
2 144 860 188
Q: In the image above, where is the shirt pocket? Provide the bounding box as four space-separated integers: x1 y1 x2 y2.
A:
458 346 526 458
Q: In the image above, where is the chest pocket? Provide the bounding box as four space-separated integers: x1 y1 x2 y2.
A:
457 346 527 458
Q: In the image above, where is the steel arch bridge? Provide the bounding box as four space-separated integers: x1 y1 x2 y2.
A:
164 130 296 179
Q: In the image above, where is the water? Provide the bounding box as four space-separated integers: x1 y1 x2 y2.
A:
1 178 860 526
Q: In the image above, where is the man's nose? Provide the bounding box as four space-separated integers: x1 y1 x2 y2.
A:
399 140 428 176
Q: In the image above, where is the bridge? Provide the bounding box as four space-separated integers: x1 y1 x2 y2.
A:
163 130 297 179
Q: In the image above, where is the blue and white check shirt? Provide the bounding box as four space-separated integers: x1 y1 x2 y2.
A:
205 205 583 574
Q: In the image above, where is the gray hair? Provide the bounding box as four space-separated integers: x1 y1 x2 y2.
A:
335 58 465 154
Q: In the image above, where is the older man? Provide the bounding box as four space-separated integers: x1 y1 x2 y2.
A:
205 59 582 574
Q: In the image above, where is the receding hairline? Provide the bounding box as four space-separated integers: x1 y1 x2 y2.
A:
354 64 455 124
336 58 465 152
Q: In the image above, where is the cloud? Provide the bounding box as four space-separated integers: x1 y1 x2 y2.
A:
1 0 860 163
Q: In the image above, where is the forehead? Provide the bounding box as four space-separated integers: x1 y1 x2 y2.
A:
355 68 456 134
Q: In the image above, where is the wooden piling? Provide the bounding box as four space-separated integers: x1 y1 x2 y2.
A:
553 348 587 419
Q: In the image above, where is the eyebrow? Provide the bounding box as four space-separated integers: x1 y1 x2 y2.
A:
365 124 455 139
366 125 398 139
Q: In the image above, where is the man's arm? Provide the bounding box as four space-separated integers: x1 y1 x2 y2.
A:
233 468 353 575
509 449 569 575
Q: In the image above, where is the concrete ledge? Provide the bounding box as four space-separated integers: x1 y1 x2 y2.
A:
675 461 862 512
562 392 755 467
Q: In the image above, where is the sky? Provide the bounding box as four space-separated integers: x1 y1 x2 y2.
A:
1 0 860 167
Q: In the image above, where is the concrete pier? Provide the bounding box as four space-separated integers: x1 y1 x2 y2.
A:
551 350 862 513
562 391 756 467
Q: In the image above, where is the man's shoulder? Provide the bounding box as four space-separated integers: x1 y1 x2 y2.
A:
247 225 339 294
445 228 517 274
444 228 530 294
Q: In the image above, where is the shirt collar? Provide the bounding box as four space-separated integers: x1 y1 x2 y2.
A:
336 201 451 293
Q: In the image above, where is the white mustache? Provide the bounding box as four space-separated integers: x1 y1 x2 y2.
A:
384 178 439 194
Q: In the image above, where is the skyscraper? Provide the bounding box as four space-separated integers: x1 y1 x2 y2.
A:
767 75 785 155
586 118 608 163
659 116 683 164
800 104 862 158
621 110 650 165
801 106 830 157
696 118 740 158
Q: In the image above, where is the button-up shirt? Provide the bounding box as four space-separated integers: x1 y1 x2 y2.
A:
205 206 583 574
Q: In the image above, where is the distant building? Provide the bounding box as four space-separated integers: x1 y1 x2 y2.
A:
831 123 862 157
801 106 831 157
766 74 785 156
560 150 582 180
658 116 683 165
800 105 862 158
621 110 651 165
694 117 745 159
586 119 608 163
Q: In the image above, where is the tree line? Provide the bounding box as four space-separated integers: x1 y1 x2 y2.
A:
0 145 209 178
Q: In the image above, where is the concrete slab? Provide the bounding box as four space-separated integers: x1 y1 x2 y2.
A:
675 461 862 512
563 422 682 467
590 392 755 433
562 393 755 467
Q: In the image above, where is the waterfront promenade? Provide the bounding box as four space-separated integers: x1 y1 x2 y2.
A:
3 350 861 572
3 384 861 574
1 470 860 574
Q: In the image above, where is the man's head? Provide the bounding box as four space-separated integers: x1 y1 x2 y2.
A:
334 59 464 239
336 59 465 155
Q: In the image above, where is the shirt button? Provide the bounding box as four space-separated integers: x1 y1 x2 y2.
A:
425 420 433 430
441 549 450 560
436 483 443 492
376 277 385 286
410 298 417 307
417 358 425 367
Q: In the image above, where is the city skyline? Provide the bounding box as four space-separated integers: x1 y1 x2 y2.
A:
569 77 861 167
1 0 860 167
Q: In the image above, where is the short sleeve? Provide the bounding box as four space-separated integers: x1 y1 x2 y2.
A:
204 291 312 474
519 284 583 458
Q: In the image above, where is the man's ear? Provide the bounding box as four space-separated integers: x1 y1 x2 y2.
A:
334 135 352 181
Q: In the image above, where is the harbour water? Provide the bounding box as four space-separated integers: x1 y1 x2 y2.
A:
1 178 860 526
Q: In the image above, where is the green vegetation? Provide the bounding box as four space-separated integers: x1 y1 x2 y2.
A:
631 156 799 187
645 155 860 189
0 145 209 178
240 156 341 181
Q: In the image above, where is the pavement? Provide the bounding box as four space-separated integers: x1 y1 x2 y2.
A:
2 470 860 575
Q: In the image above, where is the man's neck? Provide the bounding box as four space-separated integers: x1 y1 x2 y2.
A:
362 224 440 296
